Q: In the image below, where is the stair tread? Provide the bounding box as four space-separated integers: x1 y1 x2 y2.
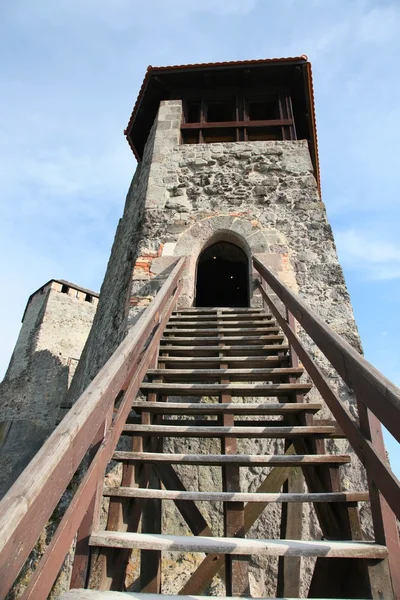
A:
61 591 343 599
131 401 320 414
168 319 275 325
164 327 281 334
160 333 285 344
140 382 310 396
122 424 342 437
159 344 289 351
146 367 303 380
89 531 388 559
159 356 291 366
103 487 369 503
172 306 269 315
113 451 352 465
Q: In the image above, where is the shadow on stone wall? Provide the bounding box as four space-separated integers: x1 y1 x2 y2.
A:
0 350 70 500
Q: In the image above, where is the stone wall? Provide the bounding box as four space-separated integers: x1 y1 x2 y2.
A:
0 281 98 499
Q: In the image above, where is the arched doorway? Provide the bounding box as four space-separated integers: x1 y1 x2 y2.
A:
195 241 250 307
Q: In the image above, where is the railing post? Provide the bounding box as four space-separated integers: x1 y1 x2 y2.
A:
356 402 400 596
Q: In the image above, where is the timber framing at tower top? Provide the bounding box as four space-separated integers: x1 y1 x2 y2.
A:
124 56 320 192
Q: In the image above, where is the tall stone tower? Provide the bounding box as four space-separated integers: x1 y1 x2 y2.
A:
71 56 347 404
62 57 371 595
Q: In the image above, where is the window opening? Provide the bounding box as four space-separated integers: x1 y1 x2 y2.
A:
61 284 69 294
247 96 279 120
85 294 93 303
207 100 234 122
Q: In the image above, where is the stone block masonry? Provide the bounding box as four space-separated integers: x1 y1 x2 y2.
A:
0 280 98 499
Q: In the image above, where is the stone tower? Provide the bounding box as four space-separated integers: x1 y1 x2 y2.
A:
0 280 98 498
70 56 347 403
62 57 369 595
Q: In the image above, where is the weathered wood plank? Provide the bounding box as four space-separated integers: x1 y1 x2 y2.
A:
160 335 284 345
140 382 311 396
122 424 342 438
112 452 351 466
168 318 275 325
89 532 388 558
145 367 303 380
159 356 291 367
172 307 264 314
60 591 324 600
163 327 281 335
103 487 369 503
131 401 321 414
159 344 289 355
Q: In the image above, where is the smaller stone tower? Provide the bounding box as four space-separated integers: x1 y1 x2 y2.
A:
0 280 98 498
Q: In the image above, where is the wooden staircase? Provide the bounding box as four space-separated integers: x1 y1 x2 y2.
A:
65 306 390 599
1 257 399 600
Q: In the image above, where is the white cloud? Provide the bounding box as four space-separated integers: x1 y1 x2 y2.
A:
336 228 400 280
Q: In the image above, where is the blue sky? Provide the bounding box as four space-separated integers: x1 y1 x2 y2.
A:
0 0 399 474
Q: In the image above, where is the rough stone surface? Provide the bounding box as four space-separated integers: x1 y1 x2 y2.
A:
0 281 97 499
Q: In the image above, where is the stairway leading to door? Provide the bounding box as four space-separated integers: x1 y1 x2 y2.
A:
1 257 398 600
60 306 392 599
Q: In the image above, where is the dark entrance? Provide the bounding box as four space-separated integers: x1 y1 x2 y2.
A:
195 241 249 307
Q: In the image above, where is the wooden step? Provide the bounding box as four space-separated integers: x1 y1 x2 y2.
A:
89 531 388 559
140 382 311 396
103 487 369 503
167 319 276 327
131 401 320 414
60 591 337 600
170 313 272 321
159 356 291 368
146 367 303 382
122 424 343 438
113 451 352 466
159 344 289 356
172 307 265 314
163 327 280 336
160 335 285 345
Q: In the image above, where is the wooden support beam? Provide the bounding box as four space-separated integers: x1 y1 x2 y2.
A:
219 341 249 596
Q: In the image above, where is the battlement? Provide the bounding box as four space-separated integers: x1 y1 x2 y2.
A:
22 279 99 322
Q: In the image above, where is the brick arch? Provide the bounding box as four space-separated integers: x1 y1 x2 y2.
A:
173 215 281 307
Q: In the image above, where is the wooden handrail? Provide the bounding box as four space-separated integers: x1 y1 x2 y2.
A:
253 256 400 445
254 255 400 592
0 257 186 599
256 279 400 518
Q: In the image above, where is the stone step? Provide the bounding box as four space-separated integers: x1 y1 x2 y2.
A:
113 451 352 466
131 401 319 414
89 531 388 559
145 367 303 382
